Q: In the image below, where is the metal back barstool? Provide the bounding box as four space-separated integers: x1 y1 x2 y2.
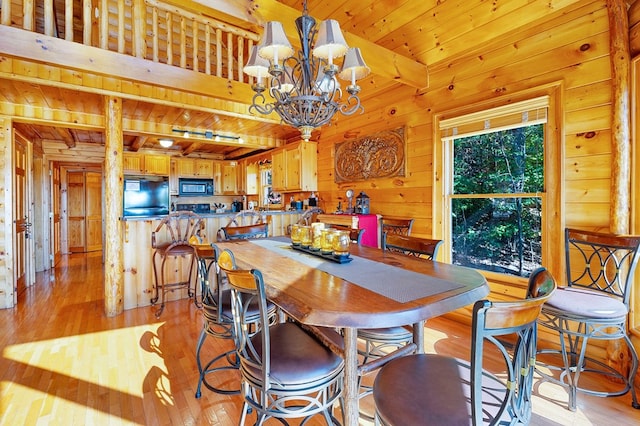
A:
534 228 640 411
219 248 344 425
194 244 277 398
372 268 556 425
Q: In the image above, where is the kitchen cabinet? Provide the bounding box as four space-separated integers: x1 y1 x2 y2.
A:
221 162 238 194
123 153 170 176
176 158 214 178
271 140 317 192
245 162 258 195
212 161 238 195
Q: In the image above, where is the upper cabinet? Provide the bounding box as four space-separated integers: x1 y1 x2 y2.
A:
123 153 170 176
245 162 259 195
219 162 239 195
176 158 214 178
271 141 317 192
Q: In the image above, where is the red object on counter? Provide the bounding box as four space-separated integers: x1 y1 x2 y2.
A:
354 214 378 248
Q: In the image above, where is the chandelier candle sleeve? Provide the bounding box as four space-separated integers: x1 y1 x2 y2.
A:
243 0 370 142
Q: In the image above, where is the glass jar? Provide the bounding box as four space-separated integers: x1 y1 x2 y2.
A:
291 224 302 245
320 229 337 254
311 222 325 251
333 230 351 257
299 225 312 248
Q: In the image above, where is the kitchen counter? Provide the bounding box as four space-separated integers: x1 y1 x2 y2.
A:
120 209 304 221
120 209 303 310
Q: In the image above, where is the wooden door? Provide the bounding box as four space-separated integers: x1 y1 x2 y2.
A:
51 163 62 266
67 171 103 253
67 171 86 252
13 136 35 294
85 172 103 252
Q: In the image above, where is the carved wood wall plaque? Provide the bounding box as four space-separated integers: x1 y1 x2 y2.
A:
334 127 405 182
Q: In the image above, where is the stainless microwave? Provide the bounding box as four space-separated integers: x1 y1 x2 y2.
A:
178 178 214 196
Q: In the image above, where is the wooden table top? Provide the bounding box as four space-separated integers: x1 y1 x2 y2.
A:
212 240 490 329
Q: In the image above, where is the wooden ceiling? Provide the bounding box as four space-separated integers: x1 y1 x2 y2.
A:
3 0 593 162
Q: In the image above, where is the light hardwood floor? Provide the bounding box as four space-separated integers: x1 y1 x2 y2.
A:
2 252 640 425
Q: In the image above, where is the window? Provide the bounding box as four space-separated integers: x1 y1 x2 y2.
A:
435 96 558 278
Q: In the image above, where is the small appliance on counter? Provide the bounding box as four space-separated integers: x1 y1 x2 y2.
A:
231 200 243 212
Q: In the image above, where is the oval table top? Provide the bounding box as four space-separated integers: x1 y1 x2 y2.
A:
212 238 490 328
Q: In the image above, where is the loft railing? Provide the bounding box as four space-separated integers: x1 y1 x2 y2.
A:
0 0 260 83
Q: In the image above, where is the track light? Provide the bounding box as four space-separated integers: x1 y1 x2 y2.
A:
172 128 242 142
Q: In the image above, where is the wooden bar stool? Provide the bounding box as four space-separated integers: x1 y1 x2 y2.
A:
151 211 204 317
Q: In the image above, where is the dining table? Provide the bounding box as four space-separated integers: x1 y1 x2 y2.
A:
214 237 489 426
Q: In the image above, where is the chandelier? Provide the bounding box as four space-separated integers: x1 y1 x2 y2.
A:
243 0 370 141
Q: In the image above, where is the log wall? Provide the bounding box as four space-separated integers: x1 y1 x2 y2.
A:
315 0 625 350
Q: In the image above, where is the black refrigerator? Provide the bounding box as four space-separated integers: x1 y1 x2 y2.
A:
123 176 170 217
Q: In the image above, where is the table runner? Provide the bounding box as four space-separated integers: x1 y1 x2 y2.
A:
248 238 464 303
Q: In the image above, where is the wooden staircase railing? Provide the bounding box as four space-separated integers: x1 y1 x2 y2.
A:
0 0 260 84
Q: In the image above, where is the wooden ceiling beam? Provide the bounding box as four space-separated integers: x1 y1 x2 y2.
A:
130 136 148 152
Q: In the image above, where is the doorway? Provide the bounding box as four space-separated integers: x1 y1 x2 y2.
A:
13 132 35 294
66 170 103 253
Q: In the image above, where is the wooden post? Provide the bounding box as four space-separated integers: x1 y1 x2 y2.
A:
606 0 631 379
104 96 124 316
608 0 631 234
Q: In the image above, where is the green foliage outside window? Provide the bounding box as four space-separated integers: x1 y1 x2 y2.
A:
451 125 544 276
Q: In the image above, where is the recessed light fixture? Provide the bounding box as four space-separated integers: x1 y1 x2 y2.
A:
159 138 174 148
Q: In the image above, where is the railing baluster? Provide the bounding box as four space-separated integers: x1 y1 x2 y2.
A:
216 28 222 78
44 0 54 36
238 36 244 83
82 0 91 45
205 24 211 75
192 19 198 72
1 0 12 27
100 0 108 49
166 11 172 66
152 7 159 62
179 16 186 69
117 0 125 53
23 0 34 31
227 32 232 81
65 0 73 41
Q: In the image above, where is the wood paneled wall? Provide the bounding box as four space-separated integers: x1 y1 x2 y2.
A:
317 0 613 250
0 116 12 308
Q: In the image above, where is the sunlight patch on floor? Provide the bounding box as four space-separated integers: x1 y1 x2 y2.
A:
2 322 167 399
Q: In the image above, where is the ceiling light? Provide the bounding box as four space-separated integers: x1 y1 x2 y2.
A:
158 138 174 148
243 0 370 142
172 128 242 143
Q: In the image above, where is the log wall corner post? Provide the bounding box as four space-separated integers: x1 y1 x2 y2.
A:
608 0 631 235
606 0 633 379
104 96 124 317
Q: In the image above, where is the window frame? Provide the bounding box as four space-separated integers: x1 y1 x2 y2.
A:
433 86 564 284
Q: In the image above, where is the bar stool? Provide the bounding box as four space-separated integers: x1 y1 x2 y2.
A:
151 211 203 317
194 244 278 398
194 244 239 396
